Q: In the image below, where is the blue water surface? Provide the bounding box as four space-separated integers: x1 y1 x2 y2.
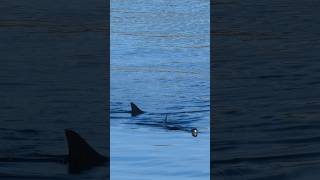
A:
111 0 210 180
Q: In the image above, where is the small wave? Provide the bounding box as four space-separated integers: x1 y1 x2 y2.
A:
214 151 320 165
111 66 200 75
0 173 64 180
15 129 40 135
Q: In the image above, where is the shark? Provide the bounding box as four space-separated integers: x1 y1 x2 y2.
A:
0 129 108 174
129 102 198 137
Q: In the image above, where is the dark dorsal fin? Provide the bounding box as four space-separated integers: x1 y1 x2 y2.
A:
130 102 144 116
65 129 107 173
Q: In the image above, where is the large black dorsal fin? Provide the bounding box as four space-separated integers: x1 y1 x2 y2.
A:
130 102 144 116
65 129 107 173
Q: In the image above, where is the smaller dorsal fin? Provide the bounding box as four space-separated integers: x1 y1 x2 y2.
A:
164 114 168 123
65 129 107 173
130 102 144 116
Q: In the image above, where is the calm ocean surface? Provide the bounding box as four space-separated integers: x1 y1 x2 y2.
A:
111 0 210 180
0 0 107 179
214 1 320 179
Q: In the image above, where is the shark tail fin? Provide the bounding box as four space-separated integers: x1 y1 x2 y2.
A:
65 129 106 172
164 114 168 123
130 102 144 116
